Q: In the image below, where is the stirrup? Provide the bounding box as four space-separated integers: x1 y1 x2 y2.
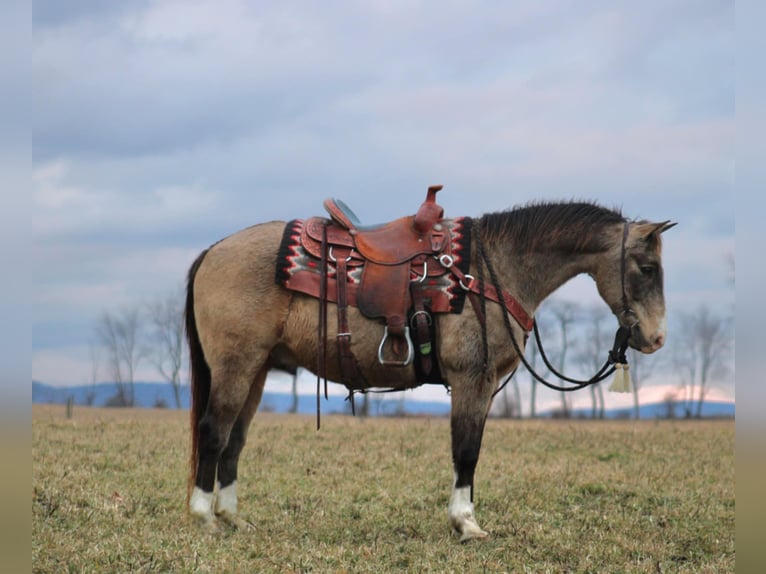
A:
377 326 414 366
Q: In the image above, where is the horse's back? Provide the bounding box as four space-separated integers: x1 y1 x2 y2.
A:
189 218 425 388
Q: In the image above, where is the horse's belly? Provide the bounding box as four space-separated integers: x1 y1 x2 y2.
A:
279 293 423 390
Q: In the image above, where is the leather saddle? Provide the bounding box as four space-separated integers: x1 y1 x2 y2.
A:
299 185 452 384
323 185 447 264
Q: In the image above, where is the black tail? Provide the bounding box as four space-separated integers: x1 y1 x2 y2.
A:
185 249 212 506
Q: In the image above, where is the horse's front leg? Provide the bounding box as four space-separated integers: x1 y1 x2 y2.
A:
448 381 493 541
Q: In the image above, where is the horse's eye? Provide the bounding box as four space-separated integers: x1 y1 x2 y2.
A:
639 265 657 276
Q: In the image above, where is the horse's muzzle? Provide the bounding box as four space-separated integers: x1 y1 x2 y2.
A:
629 322 666 354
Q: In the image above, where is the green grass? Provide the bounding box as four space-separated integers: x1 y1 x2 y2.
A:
33 406 734 573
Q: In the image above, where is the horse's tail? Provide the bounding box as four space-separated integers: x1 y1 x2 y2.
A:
185 248 211 507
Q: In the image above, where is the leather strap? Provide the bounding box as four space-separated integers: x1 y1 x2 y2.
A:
316 222 330 429
334 247 365 386
410 286 433 376
446 260 534 332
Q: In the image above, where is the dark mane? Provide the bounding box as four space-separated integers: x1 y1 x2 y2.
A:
480 201 625 254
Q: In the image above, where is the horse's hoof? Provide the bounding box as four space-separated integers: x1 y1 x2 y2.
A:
455 519 489 542
190 510 220 533
450 509 489 542
218 514 255 531
195 517 221 535
459 527 489 543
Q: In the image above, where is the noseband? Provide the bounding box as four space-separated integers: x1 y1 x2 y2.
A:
476 221 634 395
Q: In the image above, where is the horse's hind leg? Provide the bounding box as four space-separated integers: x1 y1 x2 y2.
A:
214 362 269 528
189 355 268 529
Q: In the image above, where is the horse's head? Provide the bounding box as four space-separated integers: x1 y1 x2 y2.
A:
594 220 677 354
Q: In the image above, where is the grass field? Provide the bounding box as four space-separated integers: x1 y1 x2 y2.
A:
32 405 734 573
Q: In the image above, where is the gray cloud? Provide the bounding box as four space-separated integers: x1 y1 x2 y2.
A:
32 0 735 384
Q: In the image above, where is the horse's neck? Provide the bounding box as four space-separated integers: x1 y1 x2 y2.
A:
487 242 602 316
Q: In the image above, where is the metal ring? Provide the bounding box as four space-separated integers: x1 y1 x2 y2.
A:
410 261 429 284
620 308 640 329
328 247 351 263
410 310 432 327
459 274 475 291
439 254 454 268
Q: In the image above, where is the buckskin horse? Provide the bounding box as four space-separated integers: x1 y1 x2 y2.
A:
184 186 675 541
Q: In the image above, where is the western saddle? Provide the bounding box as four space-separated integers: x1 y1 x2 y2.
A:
294 185 452 389
281 184 535 402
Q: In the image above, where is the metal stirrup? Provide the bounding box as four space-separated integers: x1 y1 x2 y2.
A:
377 326 414 366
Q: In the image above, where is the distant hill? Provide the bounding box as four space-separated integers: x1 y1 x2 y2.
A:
567 401 735 420
33 381 734 419
31 381 450 417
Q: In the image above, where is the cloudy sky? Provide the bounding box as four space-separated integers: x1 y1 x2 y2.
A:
32 1 736 409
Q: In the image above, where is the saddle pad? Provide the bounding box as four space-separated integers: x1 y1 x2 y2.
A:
275 217 473 314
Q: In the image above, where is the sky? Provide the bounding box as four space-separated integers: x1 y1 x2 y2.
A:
32 0 737 410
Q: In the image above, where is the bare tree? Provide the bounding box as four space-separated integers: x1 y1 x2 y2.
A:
96 306 145 407
576 305 610 419
673 306 733 418
510 374 522 418
526 340 542 418
86 341 100 406
289 369 300 414
672 328 697 418
627 348 659 419
546 300 581 418
360 392 370 417
147 289 186 408
662 389 680 419
394 389 407 417
494 377 520 418
692 307 733 417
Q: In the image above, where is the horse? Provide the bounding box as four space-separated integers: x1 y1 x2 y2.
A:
184 198 675 541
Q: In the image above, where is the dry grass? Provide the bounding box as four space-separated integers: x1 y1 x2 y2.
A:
33 405 734 573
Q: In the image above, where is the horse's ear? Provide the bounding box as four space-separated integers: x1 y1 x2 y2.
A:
632 221 676 253
656 221 678 234
635 221 677 239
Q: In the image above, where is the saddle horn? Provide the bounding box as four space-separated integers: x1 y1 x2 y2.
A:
414 185 444 234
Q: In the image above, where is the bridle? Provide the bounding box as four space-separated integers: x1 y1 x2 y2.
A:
618 221 639 331
473 221 635 395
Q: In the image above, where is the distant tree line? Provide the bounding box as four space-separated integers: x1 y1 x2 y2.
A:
491 299 733 420
91 288 186 408
91 291 733 419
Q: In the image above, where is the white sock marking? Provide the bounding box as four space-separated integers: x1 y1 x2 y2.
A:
215 481 238 516
189 486 214 517
449 484 474 521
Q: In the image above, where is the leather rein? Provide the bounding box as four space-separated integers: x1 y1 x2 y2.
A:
465 221 634 395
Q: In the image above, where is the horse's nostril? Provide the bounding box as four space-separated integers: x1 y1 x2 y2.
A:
654 333 665 348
